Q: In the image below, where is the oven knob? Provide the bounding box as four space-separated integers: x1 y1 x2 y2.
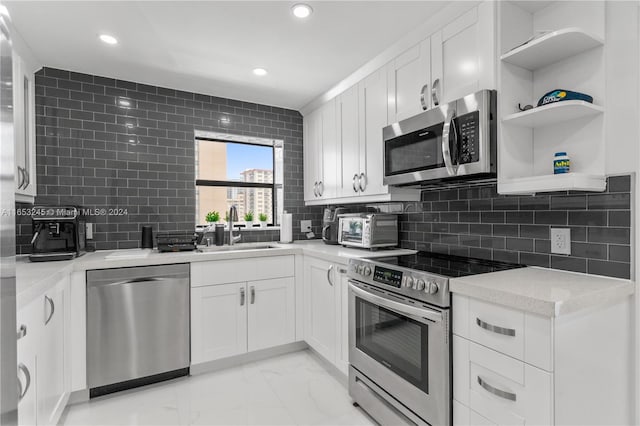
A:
405 276 414 288
428 282 439 295
357 265 364 275
363 266 372 276
415 279 425 291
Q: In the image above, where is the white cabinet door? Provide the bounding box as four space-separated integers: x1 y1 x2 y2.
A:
431 3 495 105
17 299 40 426
247 277 295 352
336 85 360 198
387 40 431 123
303 258 337 364
358 67 389 196
335 264 350 376
191 283 248 364
319 99 338 199
303 108 322 201
37 282 66 426
13 52 36 202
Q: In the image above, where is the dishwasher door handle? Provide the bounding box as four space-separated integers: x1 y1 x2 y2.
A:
87 276 172 289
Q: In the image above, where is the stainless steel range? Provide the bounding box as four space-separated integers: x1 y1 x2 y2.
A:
347 252 523 426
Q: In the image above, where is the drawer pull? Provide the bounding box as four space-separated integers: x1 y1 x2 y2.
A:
476 318 516 337
477 376 517 402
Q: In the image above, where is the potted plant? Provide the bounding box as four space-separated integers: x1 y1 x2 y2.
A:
258 213 268 228
244 211 254 227
205 211 220 228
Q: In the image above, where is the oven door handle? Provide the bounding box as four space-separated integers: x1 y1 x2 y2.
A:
349 281 443 324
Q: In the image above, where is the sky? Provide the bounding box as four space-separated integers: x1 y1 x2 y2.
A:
226 143 273 180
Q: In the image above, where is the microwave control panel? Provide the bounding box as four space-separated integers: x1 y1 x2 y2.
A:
373 266 403 288
456 111 479 164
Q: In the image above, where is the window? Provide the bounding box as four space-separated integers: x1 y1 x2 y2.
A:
195 132 283 227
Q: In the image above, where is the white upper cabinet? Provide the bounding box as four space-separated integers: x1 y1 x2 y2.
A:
357 67 388 197
336 85 360 198
303 108 322 201
319 99 338 200
303 100 338 201
13 51 37 203
431 3 496 105
387 40 431 123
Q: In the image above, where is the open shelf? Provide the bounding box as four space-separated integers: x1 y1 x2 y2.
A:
502 100 603 128
500 28 604 71
498 173 606 195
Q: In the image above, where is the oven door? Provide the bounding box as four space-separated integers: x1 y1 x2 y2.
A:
349 280 450 426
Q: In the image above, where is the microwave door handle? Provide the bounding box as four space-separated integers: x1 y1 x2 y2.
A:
441 108 458 176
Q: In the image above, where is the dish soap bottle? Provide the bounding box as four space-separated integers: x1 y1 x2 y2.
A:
554 152 570 174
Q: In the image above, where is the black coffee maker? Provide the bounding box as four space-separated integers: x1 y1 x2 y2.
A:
29 206 87 262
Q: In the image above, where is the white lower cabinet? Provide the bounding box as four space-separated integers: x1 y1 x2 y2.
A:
191 283 248 363
190 257 296 365
303 258 337 363
303 257 350 375
453 293 633 426
17 276 70 426
247 278 295 352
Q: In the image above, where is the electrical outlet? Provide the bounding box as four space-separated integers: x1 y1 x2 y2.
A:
300 220 312 233
550 228 571 255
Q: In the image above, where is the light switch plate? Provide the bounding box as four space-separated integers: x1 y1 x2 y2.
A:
300 220 312 233
550 228 571 255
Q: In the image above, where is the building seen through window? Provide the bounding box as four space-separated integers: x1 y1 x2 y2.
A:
195 135 282 227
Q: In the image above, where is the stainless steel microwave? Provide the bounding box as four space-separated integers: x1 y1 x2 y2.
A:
383 89 497 186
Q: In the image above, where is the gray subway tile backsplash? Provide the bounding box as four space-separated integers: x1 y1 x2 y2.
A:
397 175 632 279
16 67 323 253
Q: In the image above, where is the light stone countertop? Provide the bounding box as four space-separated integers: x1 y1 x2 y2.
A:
16 240 414 307
450 266 635 317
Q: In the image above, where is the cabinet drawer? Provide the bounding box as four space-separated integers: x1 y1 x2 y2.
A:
454 295 553 371
454 336 552 426
469 298 525 360
191 255 294 287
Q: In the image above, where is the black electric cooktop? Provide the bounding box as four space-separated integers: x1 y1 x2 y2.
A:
373 251 525 278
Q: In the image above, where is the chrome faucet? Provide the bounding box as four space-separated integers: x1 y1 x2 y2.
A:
228 206 241 245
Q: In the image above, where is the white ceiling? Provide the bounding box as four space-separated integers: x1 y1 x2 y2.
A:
5 1 450 110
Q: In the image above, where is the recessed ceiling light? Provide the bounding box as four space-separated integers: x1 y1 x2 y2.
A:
292 3 313 19
99 34 118 45
253 68 268 76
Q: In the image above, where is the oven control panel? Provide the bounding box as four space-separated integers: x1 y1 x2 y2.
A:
373 266 402 288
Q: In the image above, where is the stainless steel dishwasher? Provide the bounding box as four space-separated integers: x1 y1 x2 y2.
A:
87 263 190 398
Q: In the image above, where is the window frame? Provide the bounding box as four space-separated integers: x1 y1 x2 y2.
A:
194 131 283 227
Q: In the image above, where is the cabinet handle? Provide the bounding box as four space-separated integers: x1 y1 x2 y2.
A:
17 167 25 190
476 317 516 337
420 83 429 110
17 363 31 402
359 173 367 192
44 295 55 325
16 324 27 340
327 265 334 286
240 287 245 306
24 169 29 189
431 78 440 106
477 376 517 402
352 174 359 193
318 181 324 197
250 286 255 304
313 182 318 197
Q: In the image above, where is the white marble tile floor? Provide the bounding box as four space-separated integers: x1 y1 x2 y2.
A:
62 350 375 426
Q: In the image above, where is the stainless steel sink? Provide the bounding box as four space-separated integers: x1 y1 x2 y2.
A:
196 243 278 253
